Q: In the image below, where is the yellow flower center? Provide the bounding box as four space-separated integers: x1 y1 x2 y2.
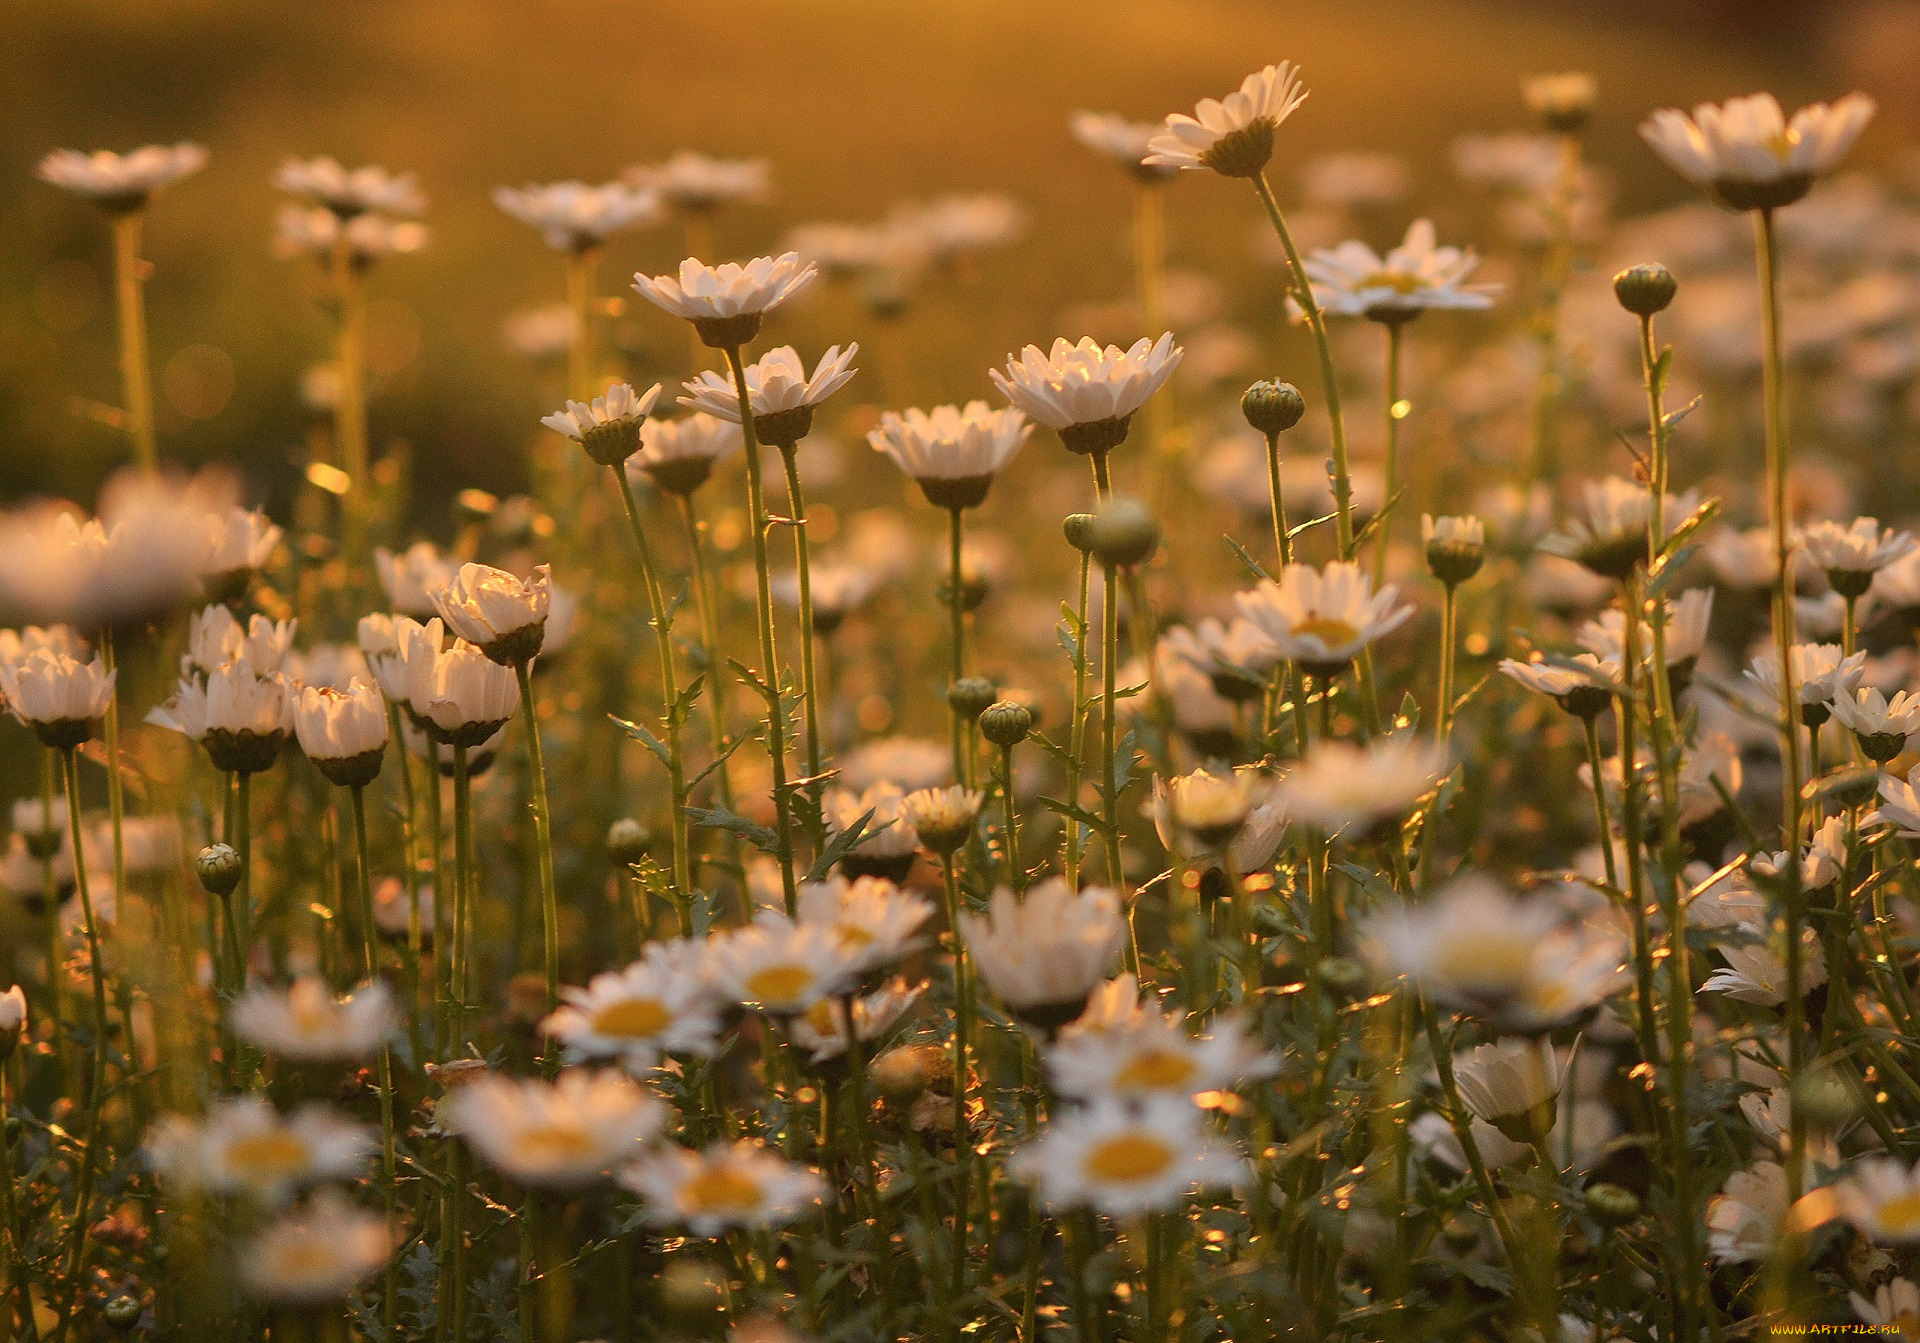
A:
1764 129 1800 163
1084 1132 1177 1185
1895 1311 1920 1343
835 923 875 949
269 1240 337 1282
1114 1049 1198 1092
1874 1191 1920 1239
745 964 817 1006
1433 936 1530 996
1359 270 1424 295
590 997 674 1040
224 1132 313 1182
802 999 840 1035
1290 616 1362 651
516 1124 598 1167
679 1167 767 1216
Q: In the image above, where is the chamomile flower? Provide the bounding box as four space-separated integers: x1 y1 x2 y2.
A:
1451 1038 1563 1143
1047 977 1274 1102
293 681 388 787
679 345 858 445
1275 736 1448 840
543 382 663 468
238 1190 393 1305
274 206 428 264
438 1069 664 1191
787 977 926 1064
795 874 935 974
839 737 952 792
1745 643 1866 724
631 254 818 347
868 402 1031 511
495 180 663 253
1539 478 1668 580
1498 653 1620 719
430 563 550 667
620 1141 825 1237
1145 63 1310 178
146 657 295 773
1304 219 1499 322
1012 1097 1245 1214
626 152 771 211
0 650 116 748
989 335 1182 454
962 879 1127 1031
823 783 920 883
1839 1158 1920 1244
146 1097 373 1204
1798 517 1916 597
1829 686 1920 762
276 157 422 218
1641 92 1876 211
1851 1279 1920 1338
1070 112 1178 180
1706 1160 1788 1264
541 941 723 1074
1701 936 1827 1006
632 414 745 497
705 913 863 1016
229 976 396 1063
1234 561 1415 676
375 543 460 617
900 787 984 856
185 605 296 678
38 143 208 211
1868 768 1920 838
1701 525 1780 590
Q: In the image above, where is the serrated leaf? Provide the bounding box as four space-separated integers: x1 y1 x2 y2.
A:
610 714 670 767
1056 620 1081 662
805 808 881 882
671 672 707 722
1109 728 1141 798
1036 794 1112 837
1225 534 1273 583
686 805 779 854
1287 511 1336 542
1661 393 1703 432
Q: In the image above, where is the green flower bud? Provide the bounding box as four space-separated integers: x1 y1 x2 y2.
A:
1062 513 1096 553
1087 495 1160 568
1793 1069 1856 1130
1241 380 1306 437
947 676 999 723
978 700 1033 748
196 843 244 898
607 818 652 868
1612 264 1677 318
1584 1183 1641 1228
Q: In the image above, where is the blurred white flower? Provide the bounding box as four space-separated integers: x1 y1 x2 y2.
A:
1305 219 1498 321
375 542 460 618
147 1096 373 1203
440 1068 664 1191
275 156 424 217
495 180 663 252
1706 1160 1787 1264
238 1190 392 1305
1641 92 1876 210
230 976 396 1062
632 414 745 497
962 879 1126 1029
1838 1157 1920 1244
1070 112 1177 179
38 143 207 208
1012 1096 1245 1213
1235 561 1414 675
625 152 770 210
0 650 115 742
620 1141 824 1237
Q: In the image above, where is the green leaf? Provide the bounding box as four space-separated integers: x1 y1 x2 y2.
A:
1109 727 1141 799
1661 393 1703 432
1225 534 1273 583
1287 511 1337 543
671 672 707 723
610 715 669 768
1036 794 1112 838
688 732 750 789
686 805 779 854
805 808 883 882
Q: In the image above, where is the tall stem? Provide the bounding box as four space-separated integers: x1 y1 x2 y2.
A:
1252 173 1353 556
940 859 975 1312
451 744 474 1049
330 234 370 571
1090 455 1134 973
777 445 825 784
1064 550 1092 890
613 470 693 906
564 249 597 404
1435 584 1457 747
235 769 253 986
110 211 157 472
1756 205 1809 1196
725 345 798 916
679 495 736 810
1262 430 1292 570
514 663 560 1020
351 784 400 1335
100 631 125 904
999 742 1023 894
56 748 110 1337
1527 133 1583 485
1376 321 1406 587
947 506 969 786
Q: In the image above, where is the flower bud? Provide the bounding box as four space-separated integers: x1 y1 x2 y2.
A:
871 1043 946 1101
1241 380 1306 437
103 1294 143 1332
1086 496 1160 569
1422 514 1487 588
1062 513 1096 554
978 700 1033 748
1524 72 1598 134
1612 264 1677 318
0 987 25 1063
1315 956 1368 1000
196 843 244 898
607 817 652 867
1793 1069 1856 1130
946 676 999 724
1583 1183 1641 1228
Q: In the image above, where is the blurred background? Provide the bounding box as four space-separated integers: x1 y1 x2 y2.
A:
2 0 1917 519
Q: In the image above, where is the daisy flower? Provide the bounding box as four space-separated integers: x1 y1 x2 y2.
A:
229 975 396 1063
1012 1097 1246 1214
1797 517 1916 598
631 254 817 347
541 941 723 1074
543 382 663 468
679 344 858 446
962 879 1127 1032
1538 478 1669 580
495 180 662 253
787 977 926 1064
1233 560 1414 677
0 649 116 748
1641 92 1876 211
1745 643 1866 726
631 413 745 497
620 1141 824 1237
275 206 428 264
1701 525 1780 590
292 680 389 787
988 335 1182 455
795 873 935 974
1868 768 1920 838
1451 1038 1563 1143
1304 219 1499 323
1839 1157 1920 1244
237 1191 392 1305
1829 686 1920 762
1701 935 1827 1006
868 402 1031 511
275 157 424 218
1070 112 1179 179
1706 1160 1788 1264
1850 1279 1920 1337
38 143 207 211
438 1069 664 1191
704 913 864 1015
429 562 551 667
839 737 952 792
146 1097 373 1204
1047 976 1275 1102
1498 653 1620 719
1145 63 1310 178
375 542 460 617
625 152 770 211
1275 736 1449 841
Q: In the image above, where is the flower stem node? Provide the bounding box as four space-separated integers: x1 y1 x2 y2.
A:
1058 416 1133 457
1612 263 1678 317
1583 1183 1641 1228
1087 496 1160 569
1241 380 1306 437
979 701 1034 748
197 843 245 897
947 677 1000 724
607 817 652 867
692 313 762 350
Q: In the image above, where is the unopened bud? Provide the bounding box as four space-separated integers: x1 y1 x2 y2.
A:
607 817 652 867
1241 380 1306 437
1087 496 1159 569
1612 264 1677 318
1062 513 1096 554
196 843 244 898
1584 1183 1641 1228
978 701 1033 748
947 677 999 724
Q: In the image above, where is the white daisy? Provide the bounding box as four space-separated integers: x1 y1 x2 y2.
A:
1451 1038 1563 1144
1070 112 1178 179
704 913 864 1015
1234 560 1415 676
631 254 817 346
787 977 925 1064
1275 736 1449 840
1012 1097 1246 1214
275 157 424 218
678 344 857 445
1304 219 1499 322
495 180 662 252
374 542 460 617
961 879 1128 1030
619 1141 824 1237
38 143 207 209
1145 63 1310 177
1641 92 1877 211
1047 976 1274 1102
1839 1158 1920 1244
146 1097 373 1204
1868 768 1920 838
228 976 396 1063
631 413 745 497
541 941 723 1073
1798 517 1916 597
794 873 934 974
1701 935 1827 1007
625 152 770 211
238 1190 392 1305
988 335 1182 453
1830 686 1920 761
438 1068 664 1191
1706 1160 1788 1264
868 402 1031 510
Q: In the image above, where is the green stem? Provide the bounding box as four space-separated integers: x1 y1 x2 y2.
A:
514 663 560 1022
1262 430 1292 570
948 506 969 787
100 631 125 908
1000 742 1023 894
451 743 474 1050
331 232 370 571
55 748 110 1340
349 785 400 1335
940 859 975 1312
679 495 737 814
1375 320 1405 588
1090 455 1134 974
564 248 597 405
110 211 157 472
725 345 799 917
776 444 825 787
1064 550 1092 889
1435 583 1457 747
613 469 693 911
